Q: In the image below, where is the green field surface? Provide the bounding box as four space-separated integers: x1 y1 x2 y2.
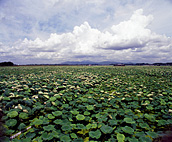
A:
0 66 172 142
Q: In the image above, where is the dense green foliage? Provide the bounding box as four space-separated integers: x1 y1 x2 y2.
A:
0 66 172 142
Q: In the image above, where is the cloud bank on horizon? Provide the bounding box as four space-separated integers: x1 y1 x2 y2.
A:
0 0 172 64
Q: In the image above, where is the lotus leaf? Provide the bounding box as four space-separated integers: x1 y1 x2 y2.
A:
62 125 72 131
139 123 150 129
70 133 78 139
33 119 43 126
77 124 86 129
19 112 28 119
121 126 134 134
18 123 26 131
43 125 55 131
6 119 17 127
49 97 56 101
100 125 113 134
26 132 36 138
86 105 94 110
48 114 55 119
84 111 90 116
7 111 18 118
60 135 71 142
146 131 158 138
52 111 62 116
53 119 63 125
70 110 79 115
41 132 53 140
139 136 152 142
89 130 101 139
123 117 135 124
117 133 125 142
76 114 85 120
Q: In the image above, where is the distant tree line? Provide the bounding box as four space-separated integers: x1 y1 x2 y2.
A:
0 62 14 66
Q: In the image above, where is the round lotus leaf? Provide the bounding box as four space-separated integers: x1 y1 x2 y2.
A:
18 123 26 131
100 125 113 134
117 133 125 142
89 130 101 139
7 111 18 118
52 111 62 117
86 105 94 110
33 119 43 126
70 110 79 115
76 114 85 120
6 119 17 127
20 138 32 142
53 119 63 125
19 112 29 119
48 114 55 119
121 126 134 134
139 123 150 129
77 124 86 129
60 135 71 142
70 133 78 139
123 118 135 124
49 97 56 101
146 131 158 139
61 125 72 131
43 125 55 131
139 136 152 142
41 132 53 140
84 111 90 116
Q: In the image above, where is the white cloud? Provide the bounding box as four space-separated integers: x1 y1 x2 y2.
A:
1 8 172 64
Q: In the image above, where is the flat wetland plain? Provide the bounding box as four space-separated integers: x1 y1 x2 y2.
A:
0 66 172 142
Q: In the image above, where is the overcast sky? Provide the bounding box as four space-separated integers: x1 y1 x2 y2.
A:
1 0 172 64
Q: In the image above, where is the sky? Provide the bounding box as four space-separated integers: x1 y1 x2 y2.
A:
0 0 172 64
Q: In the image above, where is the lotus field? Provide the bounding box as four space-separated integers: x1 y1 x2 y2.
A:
0 66 172 142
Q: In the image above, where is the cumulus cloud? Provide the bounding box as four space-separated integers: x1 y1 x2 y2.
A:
0 8 172 64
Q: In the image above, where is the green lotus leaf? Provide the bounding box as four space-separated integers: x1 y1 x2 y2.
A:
77 124 86 129
139 123 150 129
49 97 56 101
146 131 158 139
89 130 101 139
86 105 94 110
52 131 60 138
127 137 139 142
32 136 43 142
48 114 55 119
84 111 90 116
70 110 79 115
117 133 125 142
135 131 145 137
100 125 113 134
61 125 72 131
26 132 36 138
60 135 71 142
76 114 85 120
43 125 55 131
123 118 135 124
53 119 63 125
139 136 152 142
33 119 43 126
21 138 32 142
18 123 26 131
70 133 78 139
6 119 17 127
157 120 167 126
121 126 134 134
7 111 18 118
41 132 53 140
144 113 155 122
19 112 29 119
52 111 62 116
108 120 118 126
